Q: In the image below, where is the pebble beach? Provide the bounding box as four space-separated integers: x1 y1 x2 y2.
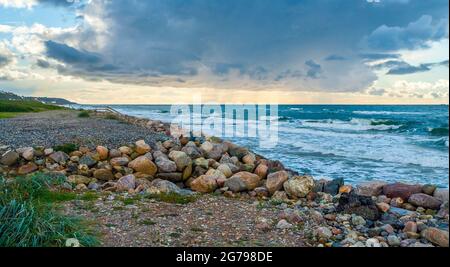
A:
0 110 448 247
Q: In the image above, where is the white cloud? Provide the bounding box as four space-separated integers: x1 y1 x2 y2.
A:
0 0 37 9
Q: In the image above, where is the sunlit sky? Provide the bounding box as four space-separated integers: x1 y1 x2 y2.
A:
0 0 448 104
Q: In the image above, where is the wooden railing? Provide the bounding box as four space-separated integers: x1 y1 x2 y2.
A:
93 106 122 115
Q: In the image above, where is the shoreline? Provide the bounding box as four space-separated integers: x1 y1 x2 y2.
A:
1 109 449 247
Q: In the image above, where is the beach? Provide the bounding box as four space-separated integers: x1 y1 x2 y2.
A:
0 109 449 247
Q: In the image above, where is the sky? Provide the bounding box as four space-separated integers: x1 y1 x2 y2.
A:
0 0 448 104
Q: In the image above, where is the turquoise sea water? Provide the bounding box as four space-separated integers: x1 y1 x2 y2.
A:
74 104 449 187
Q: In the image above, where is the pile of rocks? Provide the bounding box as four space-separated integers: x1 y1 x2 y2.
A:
1 136 448 247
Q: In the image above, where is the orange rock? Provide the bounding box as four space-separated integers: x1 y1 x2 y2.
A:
254 164 268 179
339 185 353 194
18 162 38 175
128 156 157 176
190 175 218 193
96 146 109 160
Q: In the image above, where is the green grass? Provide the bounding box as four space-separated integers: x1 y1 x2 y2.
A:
0 112 25 119
0 173 99 247
105 114 119 120
140 219 156 226
78 111 90 118
0 100 63 113
53 143 79 154
146 192 198 204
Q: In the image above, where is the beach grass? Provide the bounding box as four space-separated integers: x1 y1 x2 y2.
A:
0 173 99 247
0 100 64 120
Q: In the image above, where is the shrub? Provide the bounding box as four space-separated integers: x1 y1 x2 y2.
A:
78 111 90 118
53 143 79 154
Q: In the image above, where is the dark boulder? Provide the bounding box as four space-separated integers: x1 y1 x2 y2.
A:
337 192 380 221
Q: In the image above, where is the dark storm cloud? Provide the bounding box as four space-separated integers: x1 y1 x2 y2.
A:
42 0 448 91
373 59 449 75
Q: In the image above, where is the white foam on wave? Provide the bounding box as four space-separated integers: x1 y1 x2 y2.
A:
297 118 402 131
353 111 428 115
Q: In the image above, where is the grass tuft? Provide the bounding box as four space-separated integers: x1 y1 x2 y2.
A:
0 173 99 247
53 143 79 154
78 111 90 118
146 192 198 204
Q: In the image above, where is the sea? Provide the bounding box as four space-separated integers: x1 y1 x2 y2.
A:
71 104 449 188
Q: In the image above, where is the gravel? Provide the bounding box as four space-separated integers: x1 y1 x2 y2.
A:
63 194 309 247
0 110 169 150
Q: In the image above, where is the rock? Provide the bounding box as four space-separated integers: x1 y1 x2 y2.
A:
22 148 34 161
337 192 380 221
79 155 97 167
383 183 422 200
283 175 314 198
433 188 449 203
181 145 202 159
193 157 209 169
254 187 270 198
190 175 218 193
390 197 404 207
387 235 401 247
255 218 272 232
422 184 437 195
200 141 213 153
96 146 109 160
155 158 177 173
339 185 353 194
323 178 344 195
44 148 54 156
403 221 417 233
437 202 449 218
0 150 19 166
182 163 192 180
110 157 130 167
135 140 151 155
228 145 249 160
117 174 136 191
377 195 391 204
266 171 289 195
365 238 381 248
93 169 114 181
272 191 289 202
205 144 224 161
75 184 88 191
168 151 191 171
109 149 122 158
156 172 183 182
67 175 91 185
351 215 366 226
205 168 226 181
224 172 261 192
119 146 133 155
408 193 442 210
254 164 268 179
276 219 293 230
421 228 449 247
70 156 80 162
242 153 256 165
217 164 233 178
18 162 38 175
376 202 390 213
389 207 414 217
148 179 191 195
356 181 387 197
315 227 332 239
128 156 157 176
